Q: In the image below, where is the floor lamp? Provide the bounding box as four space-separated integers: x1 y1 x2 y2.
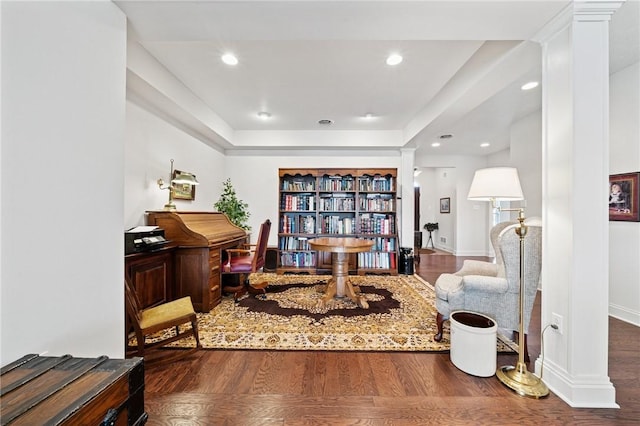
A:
468 167 549 399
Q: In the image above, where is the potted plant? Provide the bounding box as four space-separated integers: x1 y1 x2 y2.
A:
424 222 439 232
214 178 251 231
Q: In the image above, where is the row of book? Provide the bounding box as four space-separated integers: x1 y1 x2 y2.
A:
359 214 395 234
361 237 396 252
280 214 316 234
359 197 394 212
319 176 356 191
319 216 356 234
279 236 310 250
281 179 315 191
280 252 315 268
357 252 397 269
281 194 315 211
319 197 355 211
357 176 395 192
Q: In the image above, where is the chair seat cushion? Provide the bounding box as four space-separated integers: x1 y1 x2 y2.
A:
224 255 254 273
435 273 464 301
140 296 196 330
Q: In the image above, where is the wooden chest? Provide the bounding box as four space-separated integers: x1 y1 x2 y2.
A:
0 354 147 425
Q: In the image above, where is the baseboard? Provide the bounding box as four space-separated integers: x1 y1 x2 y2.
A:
535 359 618 408
451 249 489 256
609 303 640 327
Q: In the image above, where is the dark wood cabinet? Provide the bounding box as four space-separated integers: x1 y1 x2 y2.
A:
125 246 174 309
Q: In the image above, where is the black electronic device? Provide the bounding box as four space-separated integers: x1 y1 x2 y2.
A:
125 226 169 254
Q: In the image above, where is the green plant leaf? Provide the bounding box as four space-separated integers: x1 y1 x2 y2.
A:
214 178 251 231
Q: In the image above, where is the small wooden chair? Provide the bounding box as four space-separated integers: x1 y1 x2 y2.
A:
125 277 201 364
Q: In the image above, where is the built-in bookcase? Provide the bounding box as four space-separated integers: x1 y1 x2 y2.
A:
277 168 398 275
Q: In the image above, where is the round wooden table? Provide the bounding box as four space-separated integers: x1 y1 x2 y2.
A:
308 237 374 308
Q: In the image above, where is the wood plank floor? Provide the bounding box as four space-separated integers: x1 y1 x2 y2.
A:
143 253 640 425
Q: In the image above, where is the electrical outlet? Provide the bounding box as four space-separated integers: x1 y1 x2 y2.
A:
440 236 446 243
552 313 563 334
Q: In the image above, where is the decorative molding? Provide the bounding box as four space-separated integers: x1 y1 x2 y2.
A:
573 1 624 22
532 1 624 43
532 3 574 43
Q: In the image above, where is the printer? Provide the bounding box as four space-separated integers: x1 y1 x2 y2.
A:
125 226 169 255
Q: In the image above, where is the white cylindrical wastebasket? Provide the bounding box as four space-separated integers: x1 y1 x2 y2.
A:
450 311 497 377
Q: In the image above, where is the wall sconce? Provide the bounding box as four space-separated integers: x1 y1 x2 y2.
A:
157 159 199 211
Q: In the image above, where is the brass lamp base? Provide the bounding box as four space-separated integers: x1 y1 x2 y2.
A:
496 362 549 399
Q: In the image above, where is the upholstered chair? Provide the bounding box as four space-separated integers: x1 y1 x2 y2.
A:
222 219 271 302
433 219 542 360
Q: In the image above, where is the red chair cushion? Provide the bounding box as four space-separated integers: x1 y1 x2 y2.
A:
226 255 254 273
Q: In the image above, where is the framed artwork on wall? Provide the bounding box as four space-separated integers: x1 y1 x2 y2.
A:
440 197 450 214
172 169 197 201
609 172 639 222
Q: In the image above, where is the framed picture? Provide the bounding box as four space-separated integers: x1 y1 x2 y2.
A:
172 169 196 201
440 197 450 214
609 172 640 222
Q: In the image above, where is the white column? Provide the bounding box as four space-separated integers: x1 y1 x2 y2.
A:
535 0 622 407
400 148 416 249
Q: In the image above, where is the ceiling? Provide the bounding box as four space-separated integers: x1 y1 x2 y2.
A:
118 0 639 157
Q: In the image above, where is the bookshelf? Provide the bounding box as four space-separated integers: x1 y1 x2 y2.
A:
277 168 398 275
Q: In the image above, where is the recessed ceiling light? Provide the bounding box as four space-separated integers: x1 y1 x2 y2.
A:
431 142 441 147
480 142 490 148
318 119 333 125
386 54 403 66
221 53 238 66
257 111 271 120
521 81 539 90
363 113 375 119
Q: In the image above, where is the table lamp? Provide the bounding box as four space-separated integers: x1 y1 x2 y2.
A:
468 167 549 398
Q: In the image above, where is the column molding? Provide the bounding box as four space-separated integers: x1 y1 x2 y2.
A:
534 0 622 408
400 148 416 250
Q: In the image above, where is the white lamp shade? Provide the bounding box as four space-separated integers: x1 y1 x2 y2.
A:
467 167 524 201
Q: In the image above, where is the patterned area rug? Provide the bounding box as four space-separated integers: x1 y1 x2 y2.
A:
142 273 516 352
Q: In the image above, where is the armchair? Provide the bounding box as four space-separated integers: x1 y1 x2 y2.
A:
433 220 542 361
222 219 271 302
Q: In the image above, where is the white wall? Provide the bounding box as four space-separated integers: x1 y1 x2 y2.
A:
124 101 227 229
1 2 126 364
609 61 640 326
224 152 402 245
510 110 543 218
415 154 489 255
416 168 438 248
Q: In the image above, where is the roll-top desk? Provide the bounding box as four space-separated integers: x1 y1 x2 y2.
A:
146 211 247 312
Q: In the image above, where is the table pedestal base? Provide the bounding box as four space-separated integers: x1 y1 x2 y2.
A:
316 252 369 309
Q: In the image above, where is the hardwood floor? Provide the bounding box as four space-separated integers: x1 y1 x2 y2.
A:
143 253 640 425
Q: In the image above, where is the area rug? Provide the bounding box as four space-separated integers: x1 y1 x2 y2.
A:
143 273 517 353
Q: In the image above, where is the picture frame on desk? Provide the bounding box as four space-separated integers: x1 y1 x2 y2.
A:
440 197 450 214
173 169 196 200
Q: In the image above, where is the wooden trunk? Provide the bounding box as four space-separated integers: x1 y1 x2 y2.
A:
0 354 147 425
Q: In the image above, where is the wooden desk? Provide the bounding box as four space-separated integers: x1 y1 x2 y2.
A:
146 211 247 312
308 237 374 308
